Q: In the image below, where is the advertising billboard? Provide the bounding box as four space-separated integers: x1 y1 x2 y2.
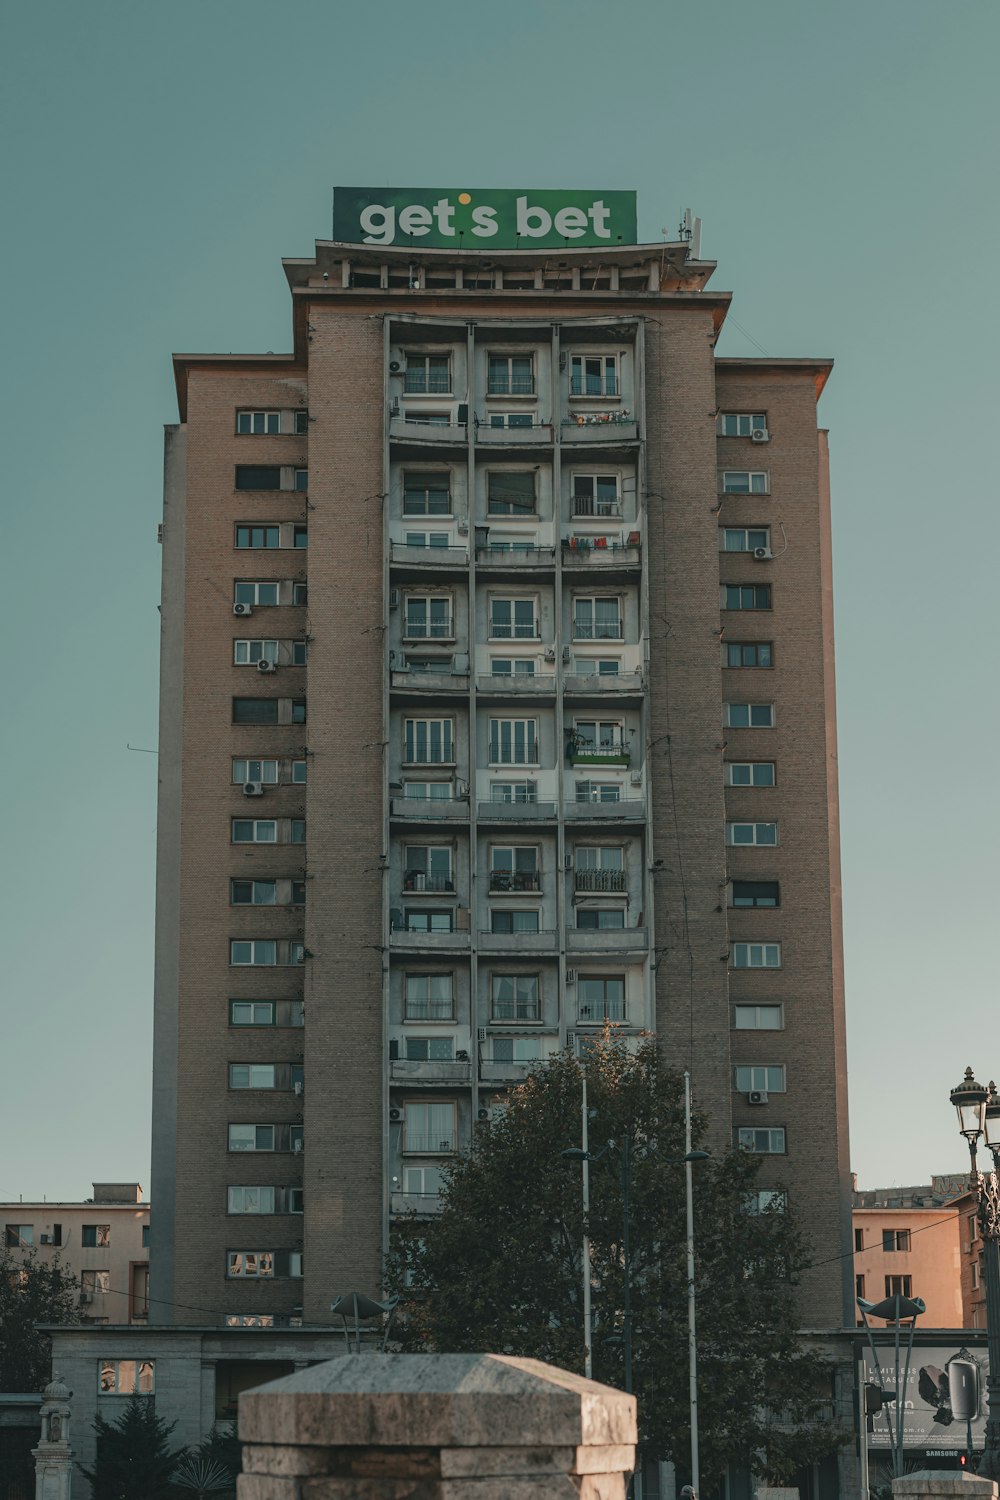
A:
863 1345 987 1450
332 188 638 250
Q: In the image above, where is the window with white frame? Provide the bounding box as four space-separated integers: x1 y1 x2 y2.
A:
721 471 769 493
232 820 277 843
490 780 537 804
234 580 280 607
725 703 775 728
735 1065 786 1092
402 781 453 801
571 474 621 516
493 1036 544 1063
725 762 775 787
731 881 779 909
575 846 625 891
737 1127 786 1153
227 1187 277 1215
724 584 772 611
228 1124 276 1152
229 1064 277 1089
745 1190 787 1214
487 354 534 396
404 594 452 639
727 822 778 846
576 907 625 929
230 940 279 967
237 410 282 435
491 974 540 1021
733 1004 784 1030
489 718 537 764
231 880 277 906
404 1101 456 1153
724 642 773 668
404 531 451 550
732 942 781 969
575 781 622 803
570 353 619 398
233 639 280 666
573 657 620 675
719 413 767 438
232 758 307 785
572 719 625 752
402 471 451 515
577 975 626 1023
487 471 536 515
404 354 451 395
99 1360 154 1395
404 718 454 763
402 1165 446 1198
227 1251 274 1278
490 657 536 677
402 845 453 892
489 597 538 638
491 908 540 933
573 596 622 640
404 974 454 1021
230 1002 275 1027
722 528 770 552
489 411 535 430
404 910 454 933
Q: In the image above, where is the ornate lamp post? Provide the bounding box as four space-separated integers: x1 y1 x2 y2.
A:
949 1067 1000 1478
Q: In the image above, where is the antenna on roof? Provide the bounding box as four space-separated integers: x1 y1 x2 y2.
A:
679 209 702 259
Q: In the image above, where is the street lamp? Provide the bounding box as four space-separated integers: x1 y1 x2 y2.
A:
949 1067 1000 1478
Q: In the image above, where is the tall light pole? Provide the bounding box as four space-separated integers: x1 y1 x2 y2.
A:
684 1071 700 1497
949 1067 1000 1478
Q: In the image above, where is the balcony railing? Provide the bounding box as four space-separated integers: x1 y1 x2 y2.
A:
403 374 452 394
572 621 623 640
578 1001 627 1023
488 871 541 893
404 1134 456 1153
487 379 535 396
564 409 632 426
492 1003 541 1022
478 801 556 820
404 1002 455 1021
403 622 454 640
572 495 623 518
570 379 620 398
574 869 627 893
476 545 556 566
402 874 455 893
488 622 540 640
390 1191 444 1215
568 739 630 766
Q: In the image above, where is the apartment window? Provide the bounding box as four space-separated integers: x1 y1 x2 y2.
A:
731 881 779 909
726 762 775 788
404 354 451 394
404 911 454 933
733 1004 783 1030
237 410 281 435
854 1228 864 1251
732 942 781 969
403 846 453 892
236 466 282 490
402 1166 446 1198
722 528 770 552
489 718 537 765
737 1127 786 1153
230 940 279 967
227 1187 276 1215
570 353 618 398
4 1225 32 1248
575 845 625 892
290 818 305 843
572 474 621 516
487 354 534 396
404 718 454 764
574 657 621 676
489 846 539 891
722 471 769 493
727 821 778 846
228 1125 276 1152
405 1037 454 1062
403 781 453 802
577 908 625 929
99 1360 154 1395
403 472 451 515
490 781 537 804
746 1190 787 1214
81 1270 111 1295
404 974 454 1021
573 596 622 641
719 413 767 437
575 781 622 803
491 661 536 682
405 531 451 550
231 880 277 906
489 597 537 638
572 719 625 754
855 1273 866 1299
233 640 280 667
234 581 279 607
227 1252 274 1279
236 525 280 550
492 974 540 1022
293 526 307 549
230 1002 275 1027
494 1037 544 1063
491 909 540 933
724 642 773 668
404 595 452 640
81 1224 111 1248
578 976 626 1023
725 585 772 611
973 1261 981 1290
231 822 284 848
882 1229 912 1252
489 412 535 429
292 582 307 605
229 1064 277 1089
232 698 280 725
487 471 537 515
885 1275 913 1298
725 703 775 728
734 1065 786 1092
404 1102 456 1153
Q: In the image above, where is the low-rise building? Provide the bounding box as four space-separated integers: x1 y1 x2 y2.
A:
852 1173 982 1328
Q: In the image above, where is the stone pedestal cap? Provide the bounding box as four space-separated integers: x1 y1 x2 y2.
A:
892 1474 999 1500
239 1353 637 1451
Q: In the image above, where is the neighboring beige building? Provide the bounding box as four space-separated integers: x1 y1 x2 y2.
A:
151 216 852 1332
2 1183 149 1325
853 1173 985 1328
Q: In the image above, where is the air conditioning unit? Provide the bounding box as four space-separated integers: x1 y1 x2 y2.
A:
456 518 469 534
544 647 556 662
748 1089 769 1105
389 588 399 609
565 969 576 985
566 1030 577 1050
293 1080 304 1096
292 1138 303 1154
257 659 276 673
79 1292 93 1305
233 602 254 617
751 428 770 443
753 546 773 561
39 1234 53 1244
629 770 643 786
389 360 402 373
456 1049 469 1062
389 1106 406 1122
457 403 469 425
477 1027 488 1042
477 1108 490 1121
243 781 265 797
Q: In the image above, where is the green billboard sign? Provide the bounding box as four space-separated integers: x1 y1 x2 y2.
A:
333 187 637 250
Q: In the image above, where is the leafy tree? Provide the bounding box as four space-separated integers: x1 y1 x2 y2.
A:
0 1247 82 1391
386 1036 844 1485
82 1395 182 1500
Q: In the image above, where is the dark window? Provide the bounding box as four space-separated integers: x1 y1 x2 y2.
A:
232 698 279 724
291 700 306 724
82 1224 111 1248
487 472 536 516
291 881 306 906
725 642 773 667
885 1275 912 1298
882 1229 911 1252
725 585 772 610
855 1227 864 1252
294 470 308 491
856 1274 865 1299
235 525 279 549
290 820 306 843
491 910 539 934
294 411 309 434
235 466 281 490
52 1223 62 1247
292 583 308 606
142 1225 150 1248
730 881 780 908
293 527 308 548
576 909 625 929
403 473 451 516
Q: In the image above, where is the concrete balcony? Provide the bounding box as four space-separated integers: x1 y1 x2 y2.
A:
390 797 469 822
477 801 557 822
474 421 554 446
390 669 469 696
475 673 557 697
562 671 644 697
563 797 646 823
475 546 556 571
389 415 467 446
389 541 469 569
389 929 470 952
477 930 558 954
390 1060 472 1086
561 416 638 444
562 538 641 569
567 927 648 954
390 1191 445 1215
479 1061 537 1084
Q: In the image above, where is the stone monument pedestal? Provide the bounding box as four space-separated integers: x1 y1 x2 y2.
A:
32 1375 74 1500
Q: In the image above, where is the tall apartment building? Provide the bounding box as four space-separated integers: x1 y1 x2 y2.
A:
152 218 852 1330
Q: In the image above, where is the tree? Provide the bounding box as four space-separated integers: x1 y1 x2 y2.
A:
386 1036 845 1485
81 1396 183 1500
0 1247 82 1391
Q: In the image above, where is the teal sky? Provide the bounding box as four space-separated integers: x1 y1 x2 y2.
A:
1 0 996 1202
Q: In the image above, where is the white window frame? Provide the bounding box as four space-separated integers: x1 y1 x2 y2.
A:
231 880 277 906
570 472 622 517
403 718 455 764
404 530 452 550
227 1251 275 1279
234 581 280 607
737 1127 786 1153
228 1124 276 1152
227 1186 277 1215
229 1063 277 1089
726 822 778 847
721 471 769 494
490 657 537 677
724 703 775 729
731 942 782 969
229 940 278 967
236 410 282 435
404 1035 455 1062
572 595 623 641
569 352 619 399
486 352 535 397
734 1064 786 1092
488 596 539 639
489 780 538 804
719 413 767 438
723 642 774 669
490 972 541 1022
403 1101 457 1153
725 762 775 788
403 593 453 640
488 718 538 766
403 973 454 1022
403 353 452 396
745 1189 787 1213
232 819 278 844
233 639 280 666
721 527 771 553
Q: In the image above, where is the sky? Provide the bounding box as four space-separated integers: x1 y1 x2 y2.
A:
0 0 997 1203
